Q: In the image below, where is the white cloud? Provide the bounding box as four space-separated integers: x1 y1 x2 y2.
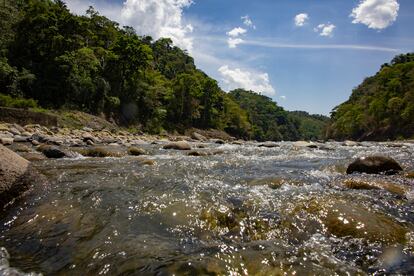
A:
218 65 275 96
350 0 399 30
121 0 194 51
314 23 336 37
227 38 244 48
280 95 287 100
66 0 194 51
295 13 309 27
227 27 247 37
226 27 247 48
241 15 256 29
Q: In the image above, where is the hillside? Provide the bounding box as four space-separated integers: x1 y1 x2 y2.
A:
328 53 414 141
229 89 329 141
0 0 327 141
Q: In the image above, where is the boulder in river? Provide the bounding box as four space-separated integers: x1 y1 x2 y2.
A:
346 156 403 175
163 141 191 150
128 147 147 156
0 145 41 208
37 144 75 159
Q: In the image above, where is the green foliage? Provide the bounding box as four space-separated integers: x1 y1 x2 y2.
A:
288 111 330 140
229 89 328 141
0 93 37 108
329 53 414 140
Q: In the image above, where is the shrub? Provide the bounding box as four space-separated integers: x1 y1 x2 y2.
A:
0 93 38 109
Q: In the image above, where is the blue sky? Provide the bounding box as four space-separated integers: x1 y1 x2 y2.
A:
66 0 414 115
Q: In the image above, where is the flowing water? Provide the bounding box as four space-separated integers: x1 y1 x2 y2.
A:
1 142 414 275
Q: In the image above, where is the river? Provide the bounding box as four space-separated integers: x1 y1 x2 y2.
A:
1 141 414 275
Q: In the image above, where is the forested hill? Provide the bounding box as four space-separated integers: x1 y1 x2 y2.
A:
327 53 414 141
0 0 327 140
229 89 329 141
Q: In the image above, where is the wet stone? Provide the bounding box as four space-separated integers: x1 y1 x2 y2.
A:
347 156 403 175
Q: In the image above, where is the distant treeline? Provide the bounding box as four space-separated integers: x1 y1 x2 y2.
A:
328 53 414 141
0 0 328 140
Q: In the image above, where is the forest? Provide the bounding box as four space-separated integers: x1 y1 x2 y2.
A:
1 0 328 140
328 53 414 140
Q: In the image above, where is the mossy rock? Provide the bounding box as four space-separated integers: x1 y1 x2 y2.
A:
294 197 409 244
79 146 126 158
343 178 408 196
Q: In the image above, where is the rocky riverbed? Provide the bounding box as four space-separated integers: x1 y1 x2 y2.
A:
1 122 414 275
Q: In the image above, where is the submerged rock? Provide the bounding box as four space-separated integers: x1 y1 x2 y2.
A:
343 178 409 196
289 197 408 244
346 156 403 175
163 141 191 150
188 150 224 157
247 177 301 189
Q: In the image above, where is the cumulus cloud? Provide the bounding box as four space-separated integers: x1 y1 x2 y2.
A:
280 95 287 100
121 0 194 50
227 27 247 37
227 38 244 48
241 15 256 29
66 0 194 51
226 27 247 48
350 0 399 30
295 13 309 27
314 23 336 37
218 65 275 96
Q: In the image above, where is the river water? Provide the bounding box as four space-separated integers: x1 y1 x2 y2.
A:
1 141 414 275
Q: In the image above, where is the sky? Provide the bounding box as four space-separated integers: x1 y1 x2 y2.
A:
65 0 414 115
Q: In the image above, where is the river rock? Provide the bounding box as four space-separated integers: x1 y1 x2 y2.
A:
0 137 13 145
343 140 359 147
13 135 30 143
128 147 147 156
0 145 38 208
37 145 74 159
343 178 408 196
8 127 21 136
82 132 99 144
163 141 191 150
214 139 225 144
291 196 408 244
258 141 279 148
293 141 312 147
10 143 32 153
80 146 126 157
188 150 208 156
191 132 207 141
405 172 414 179
346 156 403 175
19 152 47 161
